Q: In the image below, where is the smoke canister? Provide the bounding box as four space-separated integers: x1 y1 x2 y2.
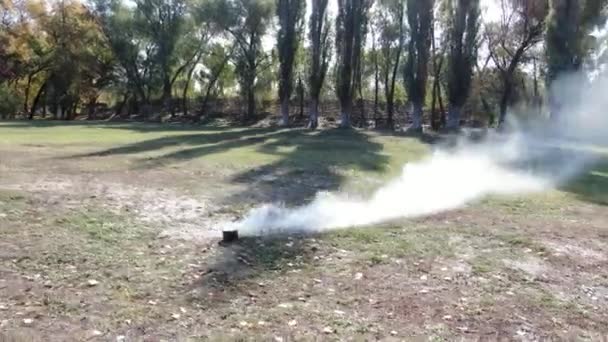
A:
222 229 239 243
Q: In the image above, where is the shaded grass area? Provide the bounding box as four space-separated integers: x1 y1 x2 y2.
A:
3 121 607 206
562 158 608 205
1 121 428 205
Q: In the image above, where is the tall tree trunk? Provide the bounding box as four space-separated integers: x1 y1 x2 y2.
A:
412 102 424 129
545 0 585 120
41 95 47 119
70 101 78 120
336 0 368 129
87 96 98 120
372 36 379 121
374 63 379 122
481 97 494 127
116 92 129 118
386 100 394 128
308 0 330 129
277 0 303 127
446 0 479 131
246 84 255 121
23 73 34 115
280 98 289 126
358 80 365 127
163 69 172 116
533 57 541 116
497 44 526 127
431 77 439 131
244 50 257 122
52 100 58 120
308 97 319 129
498 76 513 126
298 76 304 119
405 0 433 132
438 82 445 127
182 61 198 118
29 81 47 120
339 98 352 128
447 104 461 131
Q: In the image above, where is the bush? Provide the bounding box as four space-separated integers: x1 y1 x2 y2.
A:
0 84 20 119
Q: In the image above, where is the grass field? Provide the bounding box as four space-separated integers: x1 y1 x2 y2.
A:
1 121 607 341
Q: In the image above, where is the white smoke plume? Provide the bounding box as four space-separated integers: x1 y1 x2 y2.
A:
229 71 608 237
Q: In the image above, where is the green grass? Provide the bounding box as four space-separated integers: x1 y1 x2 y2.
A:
57 211 152 245
3 121 605 206
328 225 455 262
0 121 427 175
0 192 154 279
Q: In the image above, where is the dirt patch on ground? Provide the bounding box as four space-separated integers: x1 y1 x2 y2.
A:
503 256 550 279
543 239 607 264
0 174 229 239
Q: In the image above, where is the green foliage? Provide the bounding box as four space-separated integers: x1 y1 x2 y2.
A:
335 0 373 126
1 0 606 126
307 0 332 97
135 0 188 102
0 84 20 118
197 43 236 99
545 0 608 83
446 0 481 107
277 0 305 104
374 0 405 124
405 0 434 105
207 0 274 118
94 0 146 95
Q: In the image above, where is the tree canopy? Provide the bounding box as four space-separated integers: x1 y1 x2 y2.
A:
1 0 607 129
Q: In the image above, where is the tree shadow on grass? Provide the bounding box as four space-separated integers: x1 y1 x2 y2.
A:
560 156 608 205
493 142 608 206
70 127 391 206
0 120 244 133
68 127 279 158
222 128 390 206
61 124 393 214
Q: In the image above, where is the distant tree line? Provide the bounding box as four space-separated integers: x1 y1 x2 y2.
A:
1 0 607 130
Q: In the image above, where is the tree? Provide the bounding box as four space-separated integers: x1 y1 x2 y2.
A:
545 0 607 119
445 0 480 130
1 0 53 117
485 0 547 127
197 43 236 119
369 20 380 121
429 4 448 130
27 0 114 120
308 0 331 129
376 0 405 128
405 0 434 131
276 0 304 126
135 0 187 112
210 0 274 121
335 0 372 128
93 0 154 111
